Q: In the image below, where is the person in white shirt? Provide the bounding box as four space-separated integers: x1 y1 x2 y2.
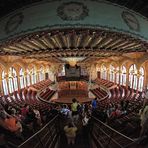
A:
82 114 89 126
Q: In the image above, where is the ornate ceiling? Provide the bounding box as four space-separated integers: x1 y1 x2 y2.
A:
0 0 148 18
0 0 148 65
0 29 146 63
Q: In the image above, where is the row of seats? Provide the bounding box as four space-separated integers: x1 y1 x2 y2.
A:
92 78 143 139
92 78 143 108
29 79 52 90
39 87 55 101
90 88 108 100
95 78 115 88
0 79 54 113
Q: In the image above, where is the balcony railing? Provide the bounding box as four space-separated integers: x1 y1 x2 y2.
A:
90 116 138 148
17 115 60 148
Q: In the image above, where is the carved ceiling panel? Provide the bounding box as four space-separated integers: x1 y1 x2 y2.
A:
0 29 147 64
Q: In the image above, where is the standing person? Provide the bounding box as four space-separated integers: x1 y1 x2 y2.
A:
82 113 90 137
91 98 97 110
33 107 42 127
60 104 70 118
71 98 79 123
64 122 77 145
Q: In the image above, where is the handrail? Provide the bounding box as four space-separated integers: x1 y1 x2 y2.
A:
37 82 58 105
37 89 58 105
90 116 138 148
91 80 111 102
92 116 134 142
18 115 59 148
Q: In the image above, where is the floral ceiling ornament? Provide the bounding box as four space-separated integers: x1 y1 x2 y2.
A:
57 2 89 21
5 12 24 34
122 11 140 32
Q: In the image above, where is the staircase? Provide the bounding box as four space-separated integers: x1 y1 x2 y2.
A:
59 117 90 148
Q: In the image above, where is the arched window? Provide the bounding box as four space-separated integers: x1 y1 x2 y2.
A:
58 65 67 77
31 67 37 84
2 71 8 95
48 69 55 81
120 66 126 86
13 68 18 91
45 66 50 79
116 67 120 84
129 64 137 89
61 65 65 76
39 66 45 81
101 65 107 79
8 67 18 93
110 65 115 82
20 68 26 89
26 69 30 86
8 67 14 93
138 67 144 91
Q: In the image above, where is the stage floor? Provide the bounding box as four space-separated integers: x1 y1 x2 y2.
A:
53 97 93 104
50 91 95 104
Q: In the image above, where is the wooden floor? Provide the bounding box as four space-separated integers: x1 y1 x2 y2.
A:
52 96 93 104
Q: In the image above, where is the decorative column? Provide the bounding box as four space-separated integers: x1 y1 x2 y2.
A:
143 63 147 90
87 66 91 90
6 76 10 94
126 68 129 88
54 73 57 83
118 70 121 85
27 71 31 86
118 64 121 85
115 70 117 84
136 72 140 94
106 67 110 81
24 71 27 87
0 77 3 95
16 71 20 90
91 64 97 81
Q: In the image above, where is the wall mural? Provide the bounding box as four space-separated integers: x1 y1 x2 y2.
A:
122 11 140 32
57 2 89 21
5 12 24 34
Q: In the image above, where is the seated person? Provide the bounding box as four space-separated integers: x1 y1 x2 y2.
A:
4 111 21 133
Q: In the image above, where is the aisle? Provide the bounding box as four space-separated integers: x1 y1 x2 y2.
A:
59 117 90 148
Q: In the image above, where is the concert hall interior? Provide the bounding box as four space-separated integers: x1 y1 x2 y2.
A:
1 0 148 148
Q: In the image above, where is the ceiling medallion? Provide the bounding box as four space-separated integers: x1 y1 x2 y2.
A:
57 2 89 21
5 12 24 34
122 11 140 32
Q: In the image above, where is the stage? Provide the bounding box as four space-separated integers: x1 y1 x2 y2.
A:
50 91 95 104
52 96 93 104
50 81 95 104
